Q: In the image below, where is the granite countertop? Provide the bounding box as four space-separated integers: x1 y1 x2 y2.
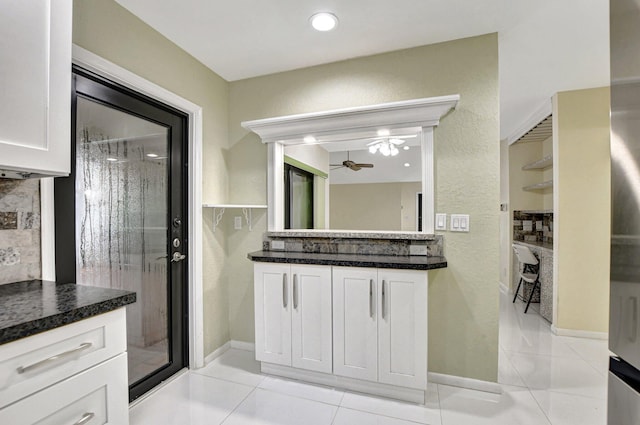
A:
247 251 447 270
0 280 136 345
513 240 554 252
266 230 439 240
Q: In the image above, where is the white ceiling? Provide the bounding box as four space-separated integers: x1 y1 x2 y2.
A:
115 0 610 139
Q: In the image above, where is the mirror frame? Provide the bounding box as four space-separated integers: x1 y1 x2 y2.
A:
242 95 459 234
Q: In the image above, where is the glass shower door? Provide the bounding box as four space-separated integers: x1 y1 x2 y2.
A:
56 68 189 401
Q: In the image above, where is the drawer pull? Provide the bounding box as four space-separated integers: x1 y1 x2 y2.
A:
283 273 288 309
17 342 93 374
73 412 95 425
293 274 299 310
369 279 374 318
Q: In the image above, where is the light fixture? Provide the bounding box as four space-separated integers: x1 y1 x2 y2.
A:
146 153 158 158
403 146 410 151
310 12 338 32
368 138 403 156
106 157 118 162
377 129 390 137
303 135 316 144
404 163 411 167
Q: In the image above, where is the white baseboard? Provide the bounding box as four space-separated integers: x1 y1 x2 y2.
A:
203 341 231 366
499 282 510 295
550 325 608 340
230 340 256 352
428 372 502 394
262 363 425 404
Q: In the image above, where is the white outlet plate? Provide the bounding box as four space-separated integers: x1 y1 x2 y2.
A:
271 240 285 250
234 216 242 230
450 214 470 232
435 213 447 231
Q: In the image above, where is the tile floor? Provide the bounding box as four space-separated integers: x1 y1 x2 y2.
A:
129 289 609 425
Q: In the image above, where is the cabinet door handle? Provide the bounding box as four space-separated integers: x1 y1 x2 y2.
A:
283 273 288 308
369 279 374 318
73 412 95 425
17 342 93 374
382 280 386 319
293 274 299 310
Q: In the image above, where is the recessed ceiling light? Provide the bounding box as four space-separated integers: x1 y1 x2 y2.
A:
303 136 316 143
404 163 411 167
403 146 410 150
146 153 159 158
310 12 338 32
377 129 390 137
106 157 118 162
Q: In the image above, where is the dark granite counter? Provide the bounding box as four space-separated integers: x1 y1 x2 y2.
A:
248 251 447 270
0 280 136 345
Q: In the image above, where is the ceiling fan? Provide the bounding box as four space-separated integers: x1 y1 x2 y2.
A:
366 136 413 156
330 151 373 171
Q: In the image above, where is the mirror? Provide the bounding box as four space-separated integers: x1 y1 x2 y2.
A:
241 95 460 233
283 131 423 231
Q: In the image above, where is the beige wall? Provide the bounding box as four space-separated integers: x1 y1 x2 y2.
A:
542 136 554 210
508 140 548 212
73 0 231 355
554 87 610 333
228 34 500 382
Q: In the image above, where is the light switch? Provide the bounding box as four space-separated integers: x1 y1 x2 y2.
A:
435 213 447 231
450 214 470 232
234 216 242 230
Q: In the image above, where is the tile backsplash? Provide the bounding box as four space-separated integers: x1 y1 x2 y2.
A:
0 179 41 285
513 210 553 244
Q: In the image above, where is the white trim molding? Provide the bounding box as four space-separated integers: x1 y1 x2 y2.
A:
242 95 459 232
550 325 609 340
230 341 256 352
40 45 205 369
203 342 231 366
427 372 503 394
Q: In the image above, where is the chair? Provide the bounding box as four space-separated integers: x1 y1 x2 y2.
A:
512 244 540 314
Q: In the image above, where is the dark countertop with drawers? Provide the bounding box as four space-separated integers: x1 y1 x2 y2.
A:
0 280 136 345
248 250 447 270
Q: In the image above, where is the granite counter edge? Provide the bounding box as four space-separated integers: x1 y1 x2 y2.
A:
0 293 136 345
247 252 447 270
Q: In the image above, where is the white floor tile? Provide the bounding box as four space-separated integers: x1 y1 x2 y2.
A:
129 373 254 425
530 389 607 425
508 350 608 399
332 407 424 425
221 388 337 425
498 348 526 387
258 376 344 405
194 348 265 387
438 384 552 425
340 385 441 425
558 336 611 376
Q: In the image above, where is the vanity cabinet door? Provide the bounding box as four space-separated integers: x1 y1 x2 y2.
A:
332 267 378 382
377 269 427 390
254 263 292 366
291 265 332 373
0 0 72 177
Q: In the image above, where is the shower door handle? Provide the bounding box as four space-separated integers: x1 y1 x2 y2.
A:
171 252 186 262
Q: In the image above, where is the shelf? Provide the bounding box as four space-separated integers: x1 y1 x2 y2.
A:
522 180 553 191
522 155 553 171
203 204 267 232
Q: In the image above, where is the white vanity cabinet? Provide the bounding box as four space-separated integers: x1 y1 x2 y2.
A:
0 0 72 177
254 263 333 373
0 309 129 425
254 262 429 401
333 267 427 390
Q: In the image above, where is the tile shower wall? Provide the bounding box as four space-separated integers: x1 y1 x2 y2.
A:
0 179 41 285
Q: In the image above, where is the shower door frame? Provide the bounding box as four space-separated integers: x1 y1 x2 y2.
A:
40 45 205 392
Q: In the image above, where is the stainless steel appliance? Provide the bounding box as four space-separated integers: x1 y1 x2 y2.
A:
610 0 640 422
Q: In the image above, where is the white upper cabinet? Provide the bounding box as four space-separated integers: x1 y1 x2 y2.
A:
0 0 72 177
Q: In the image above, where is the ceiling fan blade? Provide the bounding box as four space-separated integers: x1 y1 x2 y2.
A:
329 164 345 166
355 163 374 168
349 165 361 171
366 139 383 146
389 138 406 145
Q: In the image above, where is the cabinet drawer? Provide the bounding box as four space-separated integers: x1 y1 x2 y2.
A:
0 309 127 408
0 353 129 425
